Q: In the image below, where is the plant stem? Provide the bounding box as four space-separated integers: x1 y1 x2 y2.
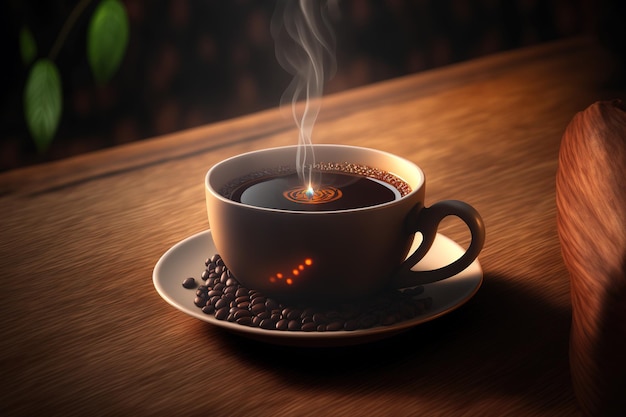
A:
49 0 93 61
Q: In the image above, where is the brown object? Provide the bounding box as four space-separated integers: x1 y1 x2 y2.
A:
556 100 626 416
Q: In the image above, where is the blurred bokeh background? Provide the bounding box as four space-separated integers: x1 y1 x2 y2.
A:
2 0 623 172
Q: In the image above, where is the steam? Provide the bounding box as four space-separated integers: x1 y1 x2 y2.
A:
271 0 338 189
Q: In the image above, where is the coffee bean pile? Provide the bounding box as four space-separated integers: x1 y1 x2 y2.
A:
183 254 432 332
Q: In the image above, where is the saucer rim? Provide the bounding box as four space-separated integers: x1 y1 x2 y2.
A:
153 229 483 346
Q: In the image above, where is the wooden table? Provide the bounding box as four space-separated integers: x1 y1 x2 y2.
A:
1 37 623 416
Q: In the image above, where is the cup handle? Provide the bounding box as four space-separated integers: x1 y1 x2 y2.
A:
392 200 485 288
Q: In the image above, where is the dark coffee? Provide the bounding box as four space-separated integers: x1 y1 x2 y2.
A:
221 163 411 211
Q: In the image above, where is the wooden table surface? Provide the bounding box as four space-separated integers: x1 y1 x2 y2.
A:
1 37 623 416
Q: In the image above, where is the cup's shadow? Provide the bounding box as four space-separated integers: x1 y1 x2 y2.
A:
203 273 576 413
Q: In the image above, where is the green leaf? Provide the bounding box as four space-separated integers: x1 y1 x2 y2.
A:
23 59 63 153
87 0 129 84
19 26 37 67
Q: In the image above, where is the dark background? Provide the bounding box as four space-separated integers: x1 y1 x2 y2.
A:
1 0 623 172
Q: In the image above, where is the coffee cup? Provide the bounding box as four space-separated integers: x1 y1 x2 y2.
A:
205 144 485 303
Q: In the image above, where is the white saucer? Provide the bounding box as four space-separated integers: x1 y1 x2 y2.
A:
153 230 483 347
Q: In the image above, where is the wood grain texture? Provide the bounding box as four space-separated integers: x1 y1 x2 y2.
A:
556 100 626 416
1 37 624 416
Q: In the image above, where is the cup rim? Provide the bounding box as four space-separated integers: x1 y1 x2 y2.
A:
205 144 424 214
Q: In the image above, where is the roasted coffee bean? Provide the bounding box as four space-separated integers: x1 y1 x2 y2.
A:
326 321 344 331
286 309 301 321
287 320 301 331
234 309 252 320
208 290 222 297
275 319 289 331
256 311 271 320
213 282 225 292
237 301 250 309
201 305 214 314
259 318 275 330
250 297 265 306
236 316 253 326
301 322 317 332
194 297 206 307
235 295 249 304
208 295 221 306
182 277 197 288
215 307 229 320
250 303 266 315
250 295 266 305
235 288 249 298
313 313 327 325
214 298 229 310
